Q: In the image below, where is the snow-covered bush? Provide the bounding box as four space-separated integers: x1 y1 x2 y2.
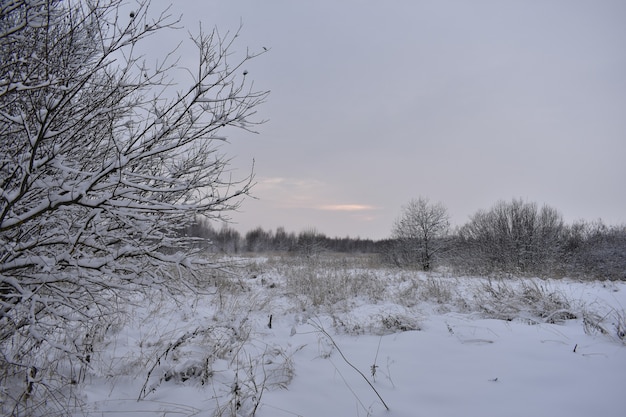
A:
0 1 267 414
457 199 565 275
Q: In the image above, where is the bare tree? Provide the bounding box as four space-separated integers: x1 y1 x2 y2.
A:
0 0 267 413
458 199 564 274
391 197 450 270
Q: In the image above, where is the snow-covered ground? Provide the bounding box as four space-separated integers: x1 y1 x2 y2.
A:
78 256 626 417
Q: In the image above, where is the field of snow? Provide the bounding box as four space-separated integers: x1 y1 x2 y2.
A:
79 255 626 417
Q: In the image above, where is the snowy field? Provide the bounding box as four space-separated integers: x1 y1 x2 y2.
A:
77 255 626 417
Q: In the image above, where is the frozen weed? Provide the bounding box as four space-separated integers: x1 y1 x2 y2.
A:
580 307 626 345
614 309 626 342
0 303 125 417
210 344 296 417
380 314 421 333
330 304 421 336
420 277 454 304
473 279 578 323
137 301 294 417
582 309 610 336
393 272 421 307
309 319 390 412
283 258 386 308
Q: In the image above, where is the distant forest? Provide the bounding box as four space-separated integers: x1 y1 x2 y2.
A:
185 206 626 281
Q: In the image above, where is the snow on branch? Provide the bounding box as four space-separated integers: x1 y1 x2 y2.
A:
0 1 268 412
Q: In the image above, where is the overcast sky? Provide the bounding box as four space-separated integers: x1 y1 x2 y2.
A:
150 0 626 239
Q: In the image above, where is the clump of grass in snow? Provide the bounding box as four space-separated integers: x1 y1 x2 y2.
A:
614 309 626 342
472 279 578 323
136 292 293 417
331 305 422 336
583 306 626 344
419 277 454 304
582 309 610 336
282 257 386 307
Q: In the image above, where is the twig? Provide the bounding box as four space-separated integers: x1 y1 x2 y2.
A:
371 336 382 380
328 357 369 414
310 320 390 411
138 327 206 400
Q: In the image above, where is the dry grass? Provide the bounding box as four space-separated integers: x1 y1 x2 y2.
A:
472 279 578 323
277 255 387 307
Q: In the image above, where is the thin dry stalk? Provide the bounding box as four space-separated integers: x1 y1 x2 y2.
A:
309 319 390 411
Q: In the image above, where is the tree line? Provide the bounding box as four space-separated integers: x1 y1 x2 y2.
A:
185 220 380 255
187 198 626 280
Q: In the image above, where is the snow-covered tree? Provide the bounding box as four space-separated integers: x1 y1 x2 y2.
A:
391 197 450 270
0 0 267 413
458 199 564 274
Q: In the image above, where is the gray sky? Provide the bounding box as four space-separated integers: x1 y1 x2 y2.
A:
152 0 626 239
